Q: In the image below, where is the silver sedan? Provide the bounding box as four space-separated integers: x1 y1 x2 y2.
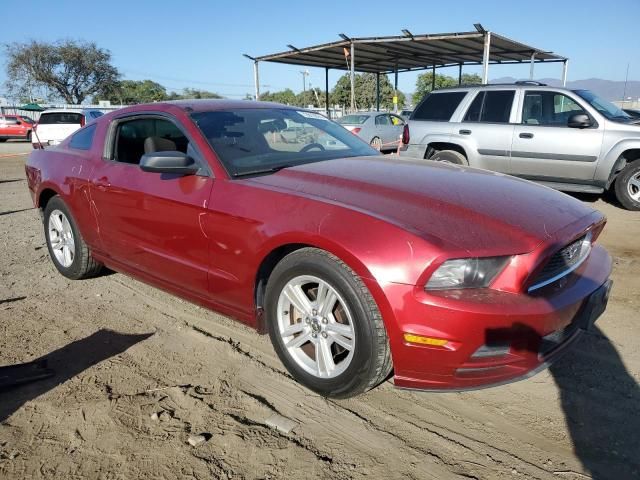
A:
337 111 405 151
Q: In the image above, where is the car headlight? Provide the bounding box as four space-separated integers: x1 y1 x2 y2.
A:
425 257 510 290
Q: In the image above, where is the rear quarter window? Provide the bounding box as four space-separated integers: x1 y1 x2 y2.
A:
39 112 83 125
412 92 468 121
69 124 96 150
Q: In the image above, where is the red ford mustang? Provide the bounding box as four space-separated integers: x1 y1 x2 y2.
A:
25 100 612 398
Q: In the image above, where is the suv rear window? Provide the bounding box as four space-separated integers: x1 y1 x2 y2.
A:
39 112 83 125
464 91 515 123
412 92 467 121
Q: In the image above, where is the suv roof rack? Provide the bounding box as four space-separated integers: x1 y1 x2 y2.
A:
430 81 550 92
514 80 547 86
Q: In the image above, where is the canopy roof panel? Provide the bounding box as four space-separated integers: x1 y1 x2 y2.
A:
254 30 566 74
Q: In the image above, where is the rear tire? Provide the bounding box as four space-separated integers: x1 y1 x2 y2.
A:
0 138 7 143
370 136 382 150
26 131 32 142
430 149 468 165
44 196 103 279
265 248 392 398
614 161 640 211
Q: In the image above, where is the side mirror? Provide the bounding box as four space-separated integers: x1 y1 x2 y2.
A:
139 151 199 175
568 113 592 129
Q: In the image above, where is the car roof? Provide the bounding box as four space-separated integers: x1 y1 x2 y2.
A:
41 108 100 114
343 111 392 116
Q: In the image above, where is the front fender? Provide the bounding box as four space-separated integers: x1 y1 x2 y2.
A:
596 138 640 184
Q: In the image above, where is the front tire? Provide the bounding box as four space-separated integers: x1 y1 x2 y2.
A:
614 161 640 211
44 196 103 279
265 248 392 398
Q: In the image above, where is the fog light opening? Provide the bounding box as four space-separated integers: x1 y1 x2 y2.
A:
471 343 511 359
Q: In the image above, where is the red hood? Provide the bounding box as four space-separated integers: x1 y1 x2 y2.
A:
247 156 599 255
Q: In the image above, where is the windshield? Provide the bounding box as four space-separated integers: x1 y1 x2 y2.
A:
20 116 34 123
192 108 378 176
574 90 632 122
337 114 370 125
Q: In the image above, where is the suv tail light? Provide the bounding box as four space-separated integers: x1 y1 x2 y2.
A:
351 127 361 135
80 116 85 127
402 124 410 145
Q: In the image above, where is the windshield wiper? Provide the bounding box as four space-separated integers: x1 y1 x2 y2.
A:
232 164 294 178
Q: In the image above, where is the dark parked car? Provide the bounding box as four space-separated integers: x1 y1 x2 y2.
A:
25 100 612 398
623 108 640 120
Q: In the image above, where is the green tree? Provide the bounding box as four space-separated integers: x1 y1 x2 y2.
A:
296 89 327 108
166 88 222 100
413 72 482 103
100 80 167 104
260 88 297 105
331 73 405 110
5 40 119 104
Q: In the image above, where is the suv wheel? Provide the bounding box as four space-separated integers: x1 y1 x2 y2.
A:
614 161 640 211
430 149 468 166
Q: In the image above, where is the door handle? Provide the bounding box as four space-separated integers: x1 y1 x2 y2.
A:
459 129 472 135
94 176 111 189
519 132 534 139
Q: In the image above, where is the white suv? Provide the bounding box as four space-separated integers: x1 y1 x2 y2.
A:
33 108 103 149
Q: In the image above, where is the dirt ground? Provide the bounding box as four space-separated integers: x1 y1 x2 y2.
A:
0 141 638 480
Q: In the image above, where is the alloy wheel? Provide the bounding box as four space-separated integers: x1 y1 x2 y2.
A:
48 209 75 268
627 172 640 202
276 275 355 379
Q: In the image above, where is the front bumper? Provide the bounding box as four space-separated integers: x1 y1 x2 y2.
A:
374 245 612 391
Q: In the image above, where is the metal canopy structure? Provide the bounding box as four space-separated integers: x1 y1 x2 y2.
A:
245 25 569 114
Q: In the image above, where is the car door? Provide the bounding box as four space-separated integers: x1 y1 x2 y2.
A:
388 114 405 148
90 114 214 296
510 90 604 182
374 114 394 145
1 116 22 137
453 90 516 173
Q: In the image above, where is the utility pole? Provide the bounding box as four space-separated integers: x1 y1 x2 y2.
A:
300 70 309 95
622 63 630 105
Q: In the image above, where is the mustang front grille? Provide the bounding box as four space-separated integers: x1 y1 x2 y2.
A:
528 232 592 292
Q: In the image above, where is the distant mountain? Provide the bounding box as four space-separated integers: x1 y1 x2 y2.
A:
491 77 640 101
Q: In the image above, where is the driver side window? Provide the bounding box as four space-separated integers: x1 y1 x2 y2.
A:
113 117 189 164
522 91 586 127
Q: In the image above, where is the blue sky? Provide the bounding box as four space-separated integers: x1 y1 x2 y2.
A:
1 0 638 101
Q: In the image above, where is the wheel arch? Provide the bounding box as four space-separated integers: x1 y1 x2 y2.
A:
598 140 640 186
38 187 60 210
424 142 468 160
253 238 379 334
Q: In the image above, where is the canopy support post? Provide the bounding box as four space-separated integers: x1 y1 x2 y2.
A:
350 42 355 112
431 64 436 91
562 59 569 86
376 72 380 111
529 53 536 80
253 61 260 101
325 67 330 117
458 63 463 85
482 31 491 84
394 65 398 113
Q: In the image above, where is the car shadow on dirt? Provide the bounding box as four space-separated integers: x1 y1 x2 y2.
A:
485 322 639 479
0 329 153 424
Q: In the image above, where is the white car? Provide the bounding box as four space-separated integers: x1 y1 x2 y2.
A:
32 108 103 148
336 111 405 151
